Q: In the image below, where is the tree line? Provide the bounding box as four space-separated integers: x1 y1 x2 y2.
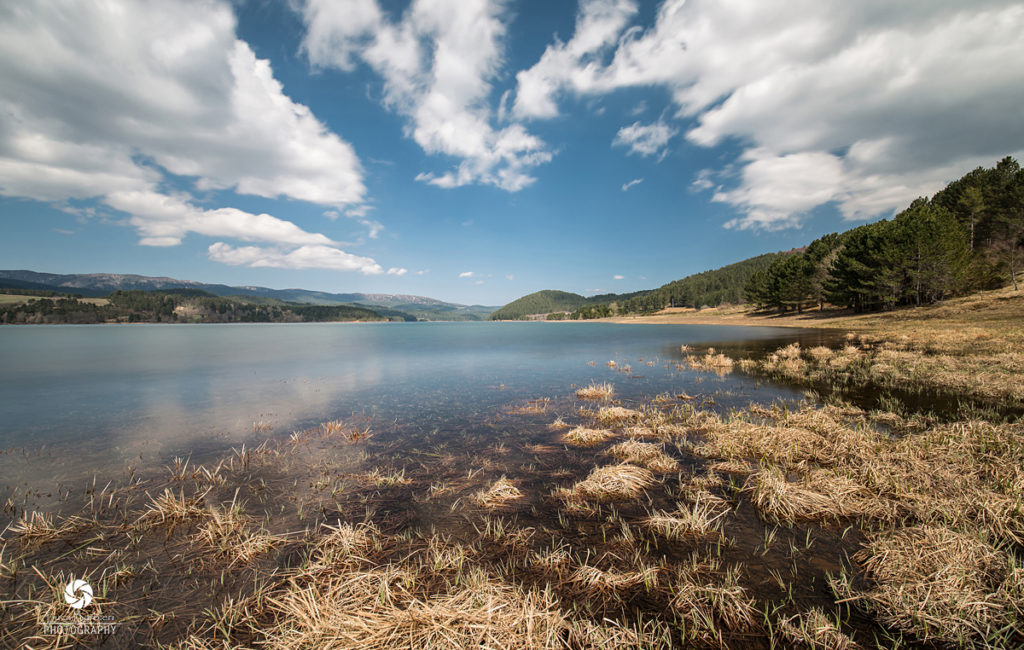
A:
0 290 404 324
746 157 1024 313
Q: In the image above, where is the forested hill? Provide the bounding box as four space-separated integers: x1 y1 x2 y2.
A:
489 290 588 320
617 253 787 314
490 254 786 320
746 156 1024 313
0 289 415 324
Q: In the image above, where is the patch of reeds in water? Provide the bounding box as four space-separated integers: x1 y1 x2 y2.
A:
835 525 1023 647
562 426 615 447
594 405 639 425
472 477 524 510
575 382 614 400
559 464 655 503
606 439 678 473
776 608 859 649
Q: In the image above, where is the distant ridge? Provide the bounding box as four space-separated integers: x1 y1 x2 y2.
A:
0 270 499 321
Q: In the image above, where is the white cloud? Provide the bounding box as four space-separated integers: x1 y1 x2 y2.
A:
514 0 1024 228
613 274 624 280
416 269 429 275
613 120 676 157
621 178 643 191
386 267 408 276
208 243 384 274
690 169 715 192
302 0 551 192
513 0 638 119
474 279 484 285
104 190 334 247
0 1 365 207
505 273 515 280
0 0 391 272
458 271 474 278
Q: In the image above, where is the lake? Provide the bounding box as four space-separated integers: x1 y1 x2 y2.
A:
0 321 836 500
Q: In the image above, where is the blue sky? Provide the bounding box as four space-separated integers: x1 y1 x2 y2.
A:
1 1 1023 305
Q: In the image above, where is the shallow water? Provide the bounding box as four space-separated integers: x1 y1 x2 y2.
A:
0 321 838 491
2 322 909 648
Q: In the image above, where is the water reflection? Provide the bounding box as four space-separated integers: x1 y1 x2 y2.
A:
0 322 829 491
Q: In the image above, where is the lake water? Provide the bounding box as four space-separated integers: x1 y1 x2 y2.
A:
0 322 837 496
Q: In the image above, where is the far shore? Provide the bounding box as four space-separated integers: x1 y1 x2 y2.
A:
599 305 861 329
587 285 1024 337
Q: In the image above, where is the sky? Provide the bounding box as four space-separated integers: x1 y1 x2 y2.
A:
1 1 1023 306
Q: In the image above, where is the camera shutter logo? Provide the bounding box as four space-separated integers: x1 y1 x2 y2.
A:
64 579 93 609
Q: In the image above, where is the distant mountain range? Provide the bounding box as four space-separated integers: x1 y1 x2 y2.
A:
0 270 498 321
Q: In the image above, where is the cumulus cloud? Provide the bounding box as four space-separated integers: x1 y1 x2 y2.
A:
208 243 384 274
0 1 365 206
386 267 407 276
458 271 474 278
515 0 1024 228
302 0 551 192
621 178 643 191
613 274 624 280
614 120 675 157
0 0 390 272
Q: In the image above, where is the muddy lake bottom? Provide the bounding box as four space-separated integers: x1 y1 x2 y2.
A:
2 322 1002 648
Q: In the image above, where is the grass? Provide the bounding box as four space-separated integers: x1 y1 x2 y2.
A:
262 565 569 649
472 477 524 510
606 439 679 473
594 405 639 425
834 525 1023 647
559 464 655 503
562 426 615 447
575 382 614 400
643 494 729 540
776 608 858 649
685 347 735 374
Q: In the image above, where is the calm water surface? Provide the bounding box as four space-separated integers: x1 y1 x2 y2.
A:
0 322 836 490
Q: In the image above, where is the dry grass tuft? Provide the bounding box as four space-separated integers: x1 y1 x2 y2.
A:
313 521 380 566
644 496 729 540
565 464 655 502
606 440 679 473
777 608 859 649
472 477 525 510
836 525 1021 646
562 426 615 447
746 467 847 523
594 406 639 425
569 563 659 594
546 417 570 430
261 566 569 649
137 488 206 526
576 382 614 400
686 347 735 374
671 563 759 643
